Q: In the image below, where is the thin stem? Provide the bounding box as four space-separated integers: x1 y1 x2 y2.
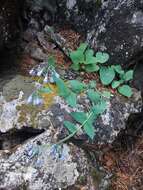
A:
56 112 93 145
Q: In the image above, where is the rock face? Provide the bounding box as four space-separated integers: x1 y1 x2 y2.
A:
24 0 143 66
0 130 89 190
0 0 23 50
87 0 143 65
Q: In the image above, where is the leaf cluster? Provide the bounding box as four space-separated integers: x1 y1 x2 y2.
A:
70 43 109 72
63 80 110 140
70 43 134 97
100 65 133 97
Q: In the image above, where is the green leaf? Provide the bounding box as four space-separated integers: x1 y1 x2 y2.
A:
118 85 133 97
85 49 97 64
48 56 55 67
83 121 95 140
71 63 80 71
69 80 86 93
113 65 124 75
63 121 77 133
95 52 109 63
87 89 101 103
78 43 88 52
88 80 96 89
54 77 70 98
85 64 99 72
65 92 77 107
38 87 52 93
102 91 111 98
111 80 121 89
100 66 115 85
71 112 87 124
91 100 107 115
123 70 133 81
70 50 84 65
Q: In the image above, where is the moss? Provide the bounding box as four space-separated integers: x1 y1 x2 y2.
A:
16 84 58 127
41 83 58 108
16 104 44 127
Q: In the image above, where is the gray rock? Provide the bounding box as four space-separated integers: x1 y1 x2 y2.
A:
24 0 143 66
0 130 89 190
50 90 142 145
87 0 143 65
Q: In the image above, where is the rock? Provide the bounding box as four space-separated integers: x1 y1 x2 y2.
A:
49 90 142 146
0 0 23 50
87 0 143 65
57 0 100 32
55 0 143 66
0 130 89 190
25 0 57 25
2 75 35 101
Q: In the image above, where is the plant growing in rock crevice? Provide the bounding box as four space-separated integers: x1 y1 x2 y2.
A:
70 43 134 97
27 43 134 142
70 43 109 72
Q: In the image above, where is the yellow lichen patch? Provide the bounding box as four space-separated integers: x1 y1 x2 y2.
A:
40 83 58 108
16 104 44 127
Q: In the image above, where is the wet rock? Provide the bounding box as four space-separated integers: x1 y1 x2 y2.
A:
0 130 89 190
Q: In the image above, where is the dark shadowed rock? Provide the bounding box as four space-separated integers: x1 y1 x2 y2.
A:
87 0 143 65
25 0 143 66
0 0 23 50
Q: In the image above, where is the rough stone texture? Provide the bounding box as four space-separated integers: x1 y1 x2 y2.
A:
0 130 89 190
24 0 143 66
0 0 23 50
87 0 143 65
48 91 142 145
0 74 142 143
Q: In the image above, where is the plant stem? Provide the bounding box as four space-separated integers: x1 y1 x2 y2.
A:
56 112 93 145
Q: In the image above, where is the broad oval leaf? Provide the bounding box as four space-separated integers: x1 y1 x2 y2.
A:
65 92 77 107
95 52 109 63
63 121 77 134
85 49 97 64
71 63 80 71
85 64 99 72
54 77 70 98
70 50 84 65
111 80 121 89
118 85 133 97
69 80 86 93
123 70 133 81
70 112 87 124
83 122 95 140
91 100 107 115
78 43 88 52
113 65 124 75
87 89 101 103
100 66 115 85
